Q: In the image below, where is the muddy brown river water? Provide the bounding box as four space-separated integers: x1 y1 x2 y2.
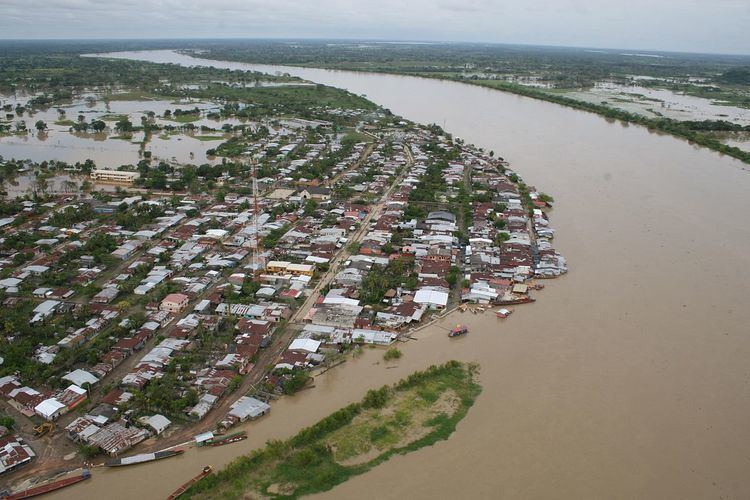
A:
45 50 750 499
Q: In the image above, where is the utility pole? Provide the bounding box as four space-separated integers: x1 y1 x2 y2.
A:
251 158 264 273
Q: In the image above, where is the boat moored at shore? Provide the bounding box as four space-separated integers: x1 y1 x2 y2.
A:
166 466 213 500
201 430 247 447
1 469 91 499
104 448 184 467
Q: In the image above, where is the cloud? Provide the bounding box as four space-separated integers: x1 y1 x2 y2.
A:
0 0 748 54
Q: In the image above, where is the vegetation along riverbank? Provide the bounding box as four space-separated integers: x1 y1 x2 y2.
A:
180 361 481 499
184 42 750 165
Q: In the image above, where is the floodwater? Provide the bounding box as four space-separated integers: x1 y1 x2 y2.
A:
47 50 750 499
0 94 236 168
566 81 750 124
2 171 117 198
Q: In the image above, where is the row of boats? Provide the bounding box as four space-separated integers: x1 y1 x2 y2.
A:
1 430 248 499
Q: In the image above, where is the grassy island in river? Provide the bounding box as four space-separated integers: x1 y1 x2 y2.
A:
181 360 481 499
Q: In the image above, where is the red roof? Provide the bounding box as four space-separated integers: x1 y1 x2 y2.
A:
162 293 189 304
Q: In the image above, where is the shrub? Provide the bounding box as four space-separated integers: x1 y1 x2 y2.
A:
362 387 390 409
383 347 402 362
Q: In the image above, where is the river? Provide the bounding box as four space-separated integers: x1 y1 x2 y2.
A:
49 50 750 500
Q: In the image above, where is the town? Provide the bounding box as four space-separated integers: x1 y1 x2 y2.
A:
0 83 565 489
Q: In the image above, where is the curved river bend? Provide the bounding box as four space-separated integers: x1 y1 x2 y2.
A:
57 50 750 500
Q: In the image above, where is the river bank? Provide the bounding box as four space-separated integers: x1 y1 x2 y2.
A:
48 50 750 500
172 50 750 165
180 361 481 499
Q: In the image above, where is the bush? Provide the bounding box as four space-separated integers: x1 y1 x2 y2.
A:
78 444 101 459
362 387 390 409
383 347 402 362
538 192 554 203
0 415 15 429
369 425 391 443
282 370 310 395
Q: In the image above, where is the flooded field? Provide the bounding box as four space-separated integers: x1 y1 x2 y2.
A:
1 170 117 198
721 134 750 152
40 50 750 500
0 94 243 169
564 81 750 124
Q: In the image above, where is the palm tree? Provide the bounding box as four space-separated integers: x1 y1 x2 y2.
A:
30 174 48 197
63 180 78 194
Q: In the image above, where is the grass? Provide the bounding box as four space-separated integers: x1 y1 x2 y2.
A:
171 113 201 123
98 114 127 122
181 360 481 499
342 130 375 143
192 135 224 141
103 90 160 101
54 119 75 126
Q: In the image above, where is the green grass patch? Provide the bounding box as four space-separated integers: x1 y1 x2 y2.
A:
104 91 160 101
98 114 127 122
192 135 224 141
54 119 75 126
171 113 201 123
182 361 481 499
342 130 374 143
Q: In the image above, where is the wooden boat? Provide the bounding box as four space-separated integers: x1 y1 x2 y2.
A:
496 308 513 318
2 469 91 499
166 466 213 500
448 325 468 338
105 448 184 467
496 296 536 305
205 430 247 447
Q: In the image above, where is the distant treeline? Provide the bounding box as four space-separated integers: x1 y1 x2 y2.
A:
176 41 750 164
0 52 292 95
466 79 750 165
0 45 376 123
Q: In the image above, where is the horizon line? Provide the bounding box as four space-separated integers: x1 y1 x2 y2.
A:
0 36 748 58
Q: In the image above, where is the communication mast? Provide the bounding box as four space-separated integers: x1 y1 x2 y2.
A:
251 158 263 272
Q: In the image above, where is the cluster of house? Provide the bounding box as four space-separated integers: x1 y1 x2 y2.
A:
0 428 35 475
0 115 568 463
0 373 90 422
0 114 407 459
463 156 567 303
65 412 173 457
256 137 457 368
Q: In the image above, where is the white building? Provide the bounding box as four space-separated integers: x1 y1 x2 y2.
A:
138 414 171 435
62 369 99 387
90 169 140 184
414 289 449 309
228 396 271 422
34 398 67 421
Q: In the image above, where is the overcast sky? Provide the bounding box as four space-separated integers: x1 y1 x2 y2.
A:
1 0 748 55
